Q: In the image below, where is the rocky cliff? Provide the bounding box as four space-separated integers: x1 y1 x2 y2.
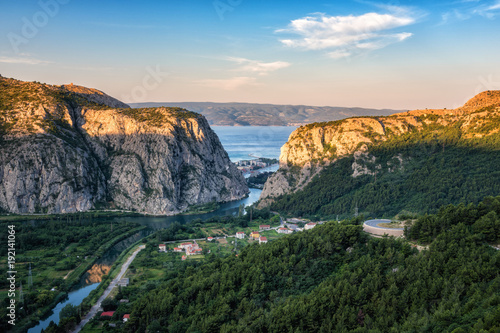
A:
259 90 500 208
0 76 248 214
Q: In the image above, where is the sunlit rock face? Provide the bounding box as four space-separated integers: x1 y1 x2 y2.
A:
0 76 248 214
259 90 500 207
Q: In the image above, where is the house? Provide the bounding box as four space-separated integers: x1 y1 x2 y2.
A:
180 242 193 249
250 231 260 239
123 314 130 323
236 232 245 239
207 237 214 241
259 237 268 244
186 247 203 256
305 222 317 230
182 255 186 261
117 278 129 287
174 247 182 252
158 244 166 252
278 227 292 234
259 225 271 230
100 311 115 318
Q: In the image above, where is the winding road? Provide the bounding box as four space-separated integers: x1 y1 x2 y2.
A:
71 245 145 333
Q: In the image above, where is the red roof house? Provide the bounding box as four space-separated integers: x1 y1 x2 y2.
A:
101 311 115 318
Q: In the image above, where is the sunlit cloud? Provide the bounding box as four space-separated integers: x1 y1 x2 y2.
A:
0 56 52 65
226 57 291 76
276 8 417 59
195 76 259 90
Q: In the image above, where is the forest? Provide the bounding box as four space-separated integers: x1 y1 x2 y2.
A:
122 197 500 332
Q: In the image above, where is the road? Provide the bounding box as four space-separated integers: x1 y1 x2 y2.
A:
71 245 145 333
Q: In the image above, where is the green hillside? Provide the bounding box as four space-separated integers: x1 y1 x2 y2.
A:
124 197 500 332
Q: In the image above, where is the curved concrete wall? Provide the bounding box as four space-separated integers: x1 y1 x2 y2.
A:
363 224 404 237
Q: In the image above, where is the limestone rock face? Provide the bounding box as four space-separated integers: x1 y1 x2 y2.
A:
0 77 248 214
259 90 500 206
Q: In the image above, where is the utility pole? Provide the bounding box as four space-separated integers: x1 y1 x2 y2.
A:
28 262 33 288
354 202 359 218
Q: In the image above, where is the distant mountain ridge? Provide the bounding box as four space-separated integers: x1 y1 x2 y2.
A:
129 102 401 126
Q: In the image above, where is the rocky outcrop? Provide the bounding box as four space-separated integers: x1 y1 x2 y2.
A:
259 90 500 206
0 77 248 214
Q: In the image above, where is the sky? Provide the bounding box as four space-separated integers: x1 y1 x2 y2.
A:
1 0 500 110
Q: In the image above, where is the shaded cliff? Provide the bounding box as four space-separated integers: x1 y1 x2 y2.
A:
259 91 500 215
0 76 248 214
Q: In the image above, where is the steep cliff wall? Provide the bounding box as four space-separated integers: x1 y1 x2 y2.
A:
0 76 247 214
259 90 500 207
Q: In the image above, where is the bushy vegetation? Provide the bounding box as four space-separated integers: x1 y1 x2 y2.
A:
118 107 199 127
124 197 500 332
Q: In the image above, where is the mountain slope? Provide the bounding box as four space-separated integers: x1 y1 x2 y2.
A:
259 91 500 217
0 76 248 214
130 101 400 126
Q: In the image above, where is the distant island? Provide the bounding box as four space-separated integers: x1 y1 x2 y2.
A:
129 102 401 126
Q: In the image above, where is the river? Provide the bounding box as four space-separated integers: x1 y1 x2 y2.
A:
28 188 262 332
28 125 292 332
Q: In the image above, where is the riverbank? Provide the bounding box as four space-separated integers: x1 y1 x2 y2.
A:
72 245 145 333
0 221 145 333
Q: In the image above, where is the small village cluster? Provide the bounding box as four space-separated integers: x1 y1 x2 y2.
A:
157 221 319 260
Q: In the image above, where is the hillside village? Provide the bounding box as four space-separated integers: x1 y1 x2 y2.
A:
157 219 320 260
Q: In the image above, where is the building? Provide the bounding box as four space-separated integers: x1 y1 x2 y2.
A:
117 278 129 287
123 314 130 323
278 227 293 234
180 242 193 249
259 225 271 230
259 237 268 244
305 222 317 230
182 255 186 261
174 247 182 252
158 244 166 252
186 247 203 256
250 231 260 239
285 223 298 231
207 237 214 241
236 232 245 239
100 311 115 318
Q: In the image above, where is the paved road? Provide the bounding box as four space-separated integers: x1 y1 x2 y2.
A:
364 219 404 230
71 245 145 333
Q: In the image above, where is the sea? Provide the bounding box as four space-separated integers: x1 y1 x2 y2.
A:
212 126 296 162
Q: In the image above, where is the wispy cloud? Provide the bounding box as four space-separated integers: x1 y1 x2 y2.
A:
0 56 51 65
442 0 500 23
276 7 418 59
88 21 162 29
195 76 259 90
226 57 291 76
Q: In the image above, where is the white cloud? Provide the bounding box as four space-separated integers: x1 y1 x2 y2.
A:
276 9 417 59
196 76 259 90
0 56 51 65
226 57 291 75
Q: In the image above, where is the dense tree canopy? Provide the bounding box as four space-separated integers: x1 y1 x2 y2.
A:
125 198 500 332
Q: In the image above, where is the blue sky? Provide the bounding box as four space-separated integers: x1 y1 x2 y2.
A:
1 0 500 109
